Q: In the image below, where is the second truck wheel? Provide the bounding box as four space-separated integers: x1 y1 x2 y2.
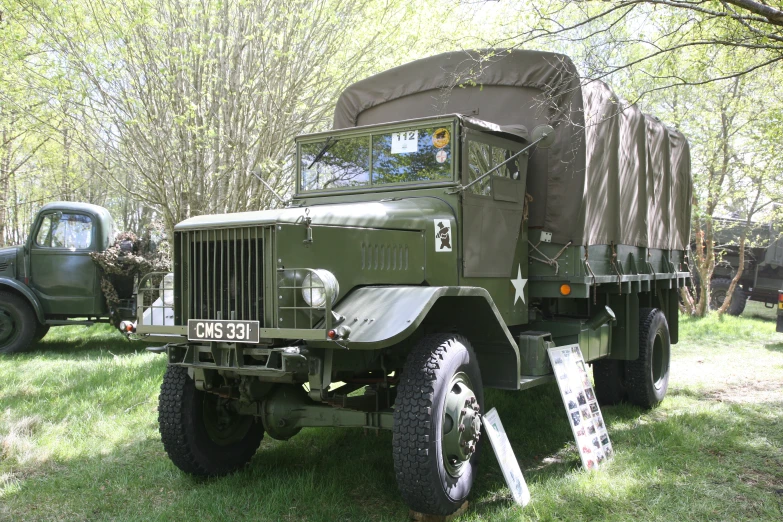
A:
0 291 38 354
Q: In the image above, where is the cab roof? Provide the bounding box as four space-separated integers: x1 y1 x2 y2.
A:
39 201 112 220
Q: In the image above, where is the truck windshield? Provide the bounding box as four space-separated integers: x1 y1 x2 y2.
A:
299 125 454 192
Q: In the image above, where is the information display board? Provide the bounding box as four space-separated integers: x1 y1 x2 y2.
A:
482 408 531 506
547 345 614 470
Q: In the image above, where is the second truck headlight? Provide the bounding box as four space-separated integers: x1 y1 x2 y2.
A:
301 269 339 309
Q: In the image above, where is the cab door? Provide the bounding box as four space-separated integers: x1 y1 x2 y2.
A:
462 132 528 277
29 211 101 315
461 131 529 324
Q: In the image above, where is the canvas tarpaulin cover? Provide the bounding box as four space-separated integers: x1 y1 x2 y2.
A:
333 49 692 250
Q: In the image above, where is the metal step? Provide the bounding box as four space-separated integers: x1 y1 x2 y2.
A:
519 374 554 391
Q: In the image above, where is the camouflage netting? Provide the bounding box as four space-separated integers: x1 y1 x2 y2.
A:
90 232 170 327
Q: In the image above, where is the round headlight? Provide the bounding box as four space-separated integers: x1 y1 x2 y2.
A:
301 269 339 309
160 272 175 306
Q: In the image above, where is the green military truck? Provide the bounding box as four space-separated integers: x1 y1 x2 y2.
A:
0 201 137 354
138 50 691 515
707 217 783 316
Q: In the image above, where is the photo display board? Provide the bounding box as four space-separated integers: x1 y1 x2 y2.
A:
547 345 613 470
482 408 531 506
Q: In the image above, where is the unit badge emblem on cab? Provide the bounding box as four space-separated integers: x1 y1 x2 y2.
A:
432 128 450 148
434 219 452 252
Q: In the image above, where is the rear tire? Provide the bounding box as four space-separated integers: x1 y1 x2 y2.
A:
0 291 37 354
592 358 627 406
158 365 264 476
393 334 484 516
709 278 747 316
625 308 670 408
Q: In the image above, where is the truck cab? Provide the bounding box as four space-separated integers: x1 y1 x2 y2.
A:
0 201 133 353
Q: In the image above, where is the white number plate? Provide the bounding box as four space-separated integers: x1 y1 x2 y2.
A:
391 130 419 154
187 320 260 344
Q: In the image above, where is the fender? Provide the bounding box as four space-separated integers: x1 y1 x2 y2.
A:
332 286 521 389
0 277 45 324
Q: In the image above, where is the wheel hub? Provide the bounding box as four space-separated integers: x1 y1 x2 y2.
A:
442 371 481 477
710 291 726 309
651 332 667 389
202 393 253 446
0 308 16 344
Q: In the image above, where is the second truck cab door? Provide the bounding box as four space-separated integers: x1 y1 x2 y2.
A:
28 211 102 316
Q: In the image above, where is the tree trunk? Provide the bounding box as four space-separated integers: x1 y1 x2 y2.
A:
716 230 747 316
0 126 8 247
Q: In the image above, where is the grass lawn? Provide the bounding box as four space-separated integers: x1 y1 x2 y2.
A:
2 303 782 521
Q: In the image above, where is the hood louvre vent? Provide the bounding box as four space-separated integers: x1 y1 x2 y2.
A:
361 243 409 271
0 261 8 272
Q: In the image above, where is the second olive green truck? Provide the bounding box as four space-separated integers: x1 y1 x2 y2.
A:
0 202 137 354
136 49 692 515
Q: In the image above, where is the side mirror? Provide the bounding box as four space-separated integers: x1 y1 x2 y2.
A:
530 124 555 149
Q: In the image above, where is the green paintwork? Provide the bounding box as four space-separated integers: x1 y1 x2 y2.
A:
140 114 689 433
29 247 102 315
225 384 394 434
517 332 555 376
0 201 117 326
176 196 456 233
326 286 510 348
0 276 46 323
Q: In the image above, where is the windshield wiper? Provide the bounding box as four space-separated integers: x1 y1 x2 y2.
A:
306 137 338 169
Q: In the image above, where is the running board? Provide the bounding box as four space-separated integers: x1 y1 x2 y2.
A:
45 320 95 326
519 374 555 391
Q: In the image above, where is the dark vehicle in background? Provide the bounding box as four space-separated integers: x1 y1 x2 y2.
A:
707 217 783 316
777 291 783 333
0 202 135 354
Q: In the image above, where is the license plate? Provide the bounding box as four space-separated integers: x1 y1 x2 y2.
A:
187 320 260 344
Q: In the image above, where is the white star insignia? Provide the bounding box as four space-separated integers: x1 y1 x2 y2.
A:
511 264 527 305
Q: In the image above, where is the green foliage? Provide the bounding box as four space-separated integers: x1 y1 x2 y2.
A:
1 0 488 243
6 0 777 243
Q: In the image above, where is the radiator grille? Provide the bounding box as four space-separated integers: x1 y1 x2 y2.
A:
178 227 272 324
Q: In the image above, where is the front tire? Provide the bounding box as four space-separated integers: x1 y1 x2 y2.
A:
158 365 264 476
0 291 37 354
393 334 484 516
625 308 671 408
